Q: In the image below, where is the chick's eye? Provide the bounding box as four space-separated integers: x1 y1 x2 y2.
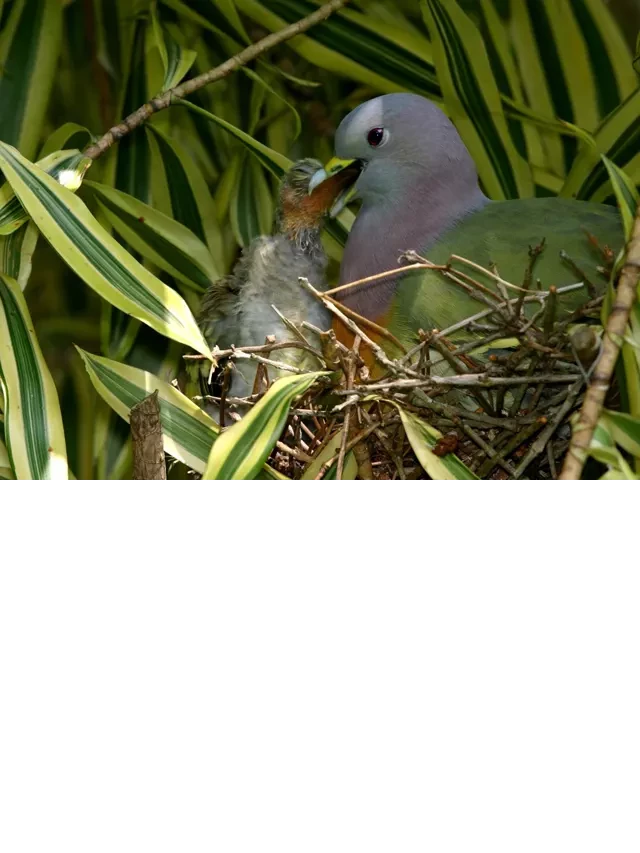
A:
367 127 385 147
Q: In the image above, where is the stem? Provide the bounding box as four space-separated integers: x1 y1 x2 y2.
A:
560 205 640 480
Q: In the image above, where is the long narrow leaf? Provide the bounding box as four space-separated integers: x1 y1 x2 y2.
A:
204 372 325 480
0 222 38 290
146 123 226 268
600 156 639 240
149 7 197 91
0 149 91 236
422 0 533 200
78 348 285 479
0 274 67 479
395 404 478 480
561 89 640 201
177 98 291 179
85 180 218 292
0 0 63 159
0 142 211 358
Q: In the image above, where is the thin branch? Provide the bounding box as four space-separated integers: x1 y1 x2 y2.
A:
561 205 640 480
83 0 350 160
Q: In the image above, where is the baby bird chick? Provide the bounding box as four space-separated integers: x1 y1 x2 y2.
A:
197 158 355 410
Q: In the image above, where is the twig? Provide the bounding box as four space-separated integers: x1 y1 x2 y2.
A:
314 415 399 480
560 250 597 298
83 0 350 160
335 373 579 394
337 336 360 480
322 261 446 299
232 349 307 374
518 378 584 479
130 391 166 480
300 277 417 377
461 423 518 477
183 339 322 361
476 417 548 479
561 205 640 480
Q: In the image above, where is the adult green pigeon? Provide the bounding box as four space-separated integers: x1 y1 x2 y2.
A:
196 158 355 412
309 94 623 354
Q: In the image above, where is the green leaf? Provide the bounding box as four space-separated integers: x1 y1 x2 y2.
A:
85 180 219 292
0 274 67 479
146 124 226 267
149 6 197 91
79 347 285 479
0 222 38 290
0 436 14 479
0 149 91 236
230 155 273 248
395 404 478 480
508 0 567 177
39 123 93 159
421 0 533 200
177 97 292 179
0 0 63 159
234 0 441 99
600 156 639 241
0 141 211 358
561 88 640 201
600 409 640 459
589 417 635 477
302 429 357 480
203 372 325 480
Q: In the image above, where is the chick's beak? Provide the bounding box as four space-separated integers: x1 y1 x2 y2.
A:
308 156 361 218
308 156 357 192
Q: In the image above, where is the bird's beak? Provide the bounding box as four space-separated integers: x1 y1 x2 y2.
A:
309 156 361 218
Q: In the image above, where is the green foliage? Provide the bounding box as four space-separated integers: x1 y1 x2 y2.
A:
0 0 638 479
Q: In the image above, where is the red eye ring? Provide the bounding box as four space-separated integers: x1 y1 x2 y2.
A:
367 127 385 147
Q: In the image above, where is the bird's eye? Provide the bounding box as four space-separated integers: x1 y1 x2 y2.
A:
367 127 386 147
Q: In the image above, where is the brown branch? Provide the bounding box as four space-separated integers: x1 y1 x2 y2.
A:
560 205 640 480
130 391 166 480
83 0 350 161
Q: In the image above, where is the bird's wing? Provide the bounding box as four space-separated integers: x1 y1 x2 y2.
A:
387 198 623 349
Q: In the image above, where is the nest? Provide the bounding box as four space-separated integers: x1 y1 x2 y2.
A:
190 242 613 480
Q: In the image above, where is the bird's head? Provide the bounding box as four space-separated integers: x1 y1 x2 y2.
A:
308 93 480 213
276 157 362 246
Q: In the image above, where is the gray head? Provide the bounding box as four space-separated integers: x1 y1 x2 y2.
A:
333 93 480 205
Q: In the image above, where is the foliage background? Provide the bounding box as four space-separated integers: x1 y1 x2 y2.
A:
1 0 640 479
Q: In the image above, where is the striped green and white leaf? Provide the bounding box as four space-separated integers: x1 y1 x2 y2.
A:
177 98 291 179
0 437 14 480
149 6 197 91
0 0 63 159
395 404 478 480
422 0 533 200
0 142 211 357
146 124 226 268
230 155 273 248
234 0 441 99
600 409 640 460
85 180 218 293
600 155 639 241
0 149 91 235
0 222 39 290
0 274 67 479
78 348 286 479
203 371 325 480
39 123 93 159
589 417 637 479
302 429 357 480
561 89 640 202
